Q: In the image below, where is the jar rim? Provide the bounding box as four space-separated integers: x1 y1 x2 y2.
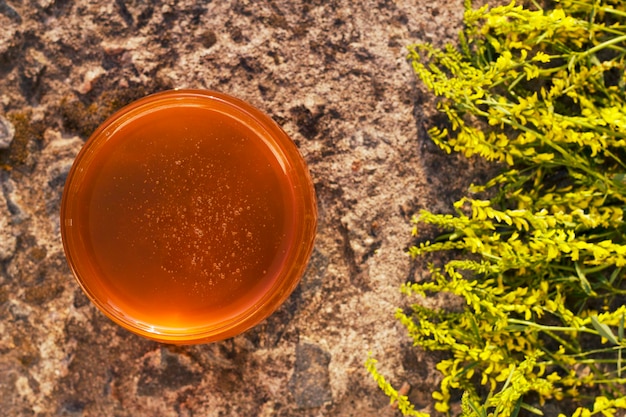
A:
60 89 317 344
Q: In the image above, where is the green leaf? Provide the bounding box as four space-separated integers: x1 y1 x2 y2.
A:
617 314 624 378
575 263 596 296
613 173 626 185
609 267 622 286
511 399 523 417
520 402 544 416
590 316 620 345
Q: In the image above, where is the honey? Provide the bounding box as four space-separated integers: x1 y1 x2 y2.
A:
61 90 317 344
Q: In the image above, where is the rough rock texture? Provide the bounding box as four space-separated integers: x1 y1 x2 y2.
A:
290 342 333 409
0 115 15 149
0 1 492 416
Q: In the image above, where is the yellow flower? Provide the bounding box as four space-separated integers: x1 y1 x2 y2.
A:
532 51 551 63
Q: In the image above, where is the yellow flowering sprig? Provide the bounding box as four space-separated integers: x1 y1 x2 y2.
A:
409 0 626 201
398 268 542 384
365 356 429 417
565 396 626 417
396 265 626 414
410 197 626 294
369 0 626 416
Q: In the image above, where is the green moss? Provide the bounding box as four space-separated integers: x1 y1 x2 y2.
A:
23 282 64 304
200 30 217 49
0 110 45 168
0 285 8 305
28 246 47 262
59 86 157 139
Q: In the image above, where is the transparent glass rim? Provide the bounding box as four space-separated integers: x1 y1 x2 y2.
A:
60 89 317 344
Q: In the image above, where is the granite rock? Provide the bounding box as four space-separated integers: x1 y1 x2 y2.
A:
0 188 16 260
0 0 497 416
0 115 15 149
290 341 333 409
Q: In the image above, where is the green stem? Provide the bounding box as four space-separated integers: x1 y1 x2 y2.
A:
579 346 625 357
554 114 626 140
507 318 597 335
465 101 625 191
579 34 626 58
600 7 626 19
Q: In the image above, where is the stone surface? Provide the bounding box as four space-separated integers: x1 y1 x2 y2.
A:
290 341 333 409
0 188 16 259
0 115 15 149
0 1 496 416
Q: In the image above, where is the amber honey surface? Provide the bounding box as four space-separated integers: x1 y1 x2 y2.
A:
61 91 317 343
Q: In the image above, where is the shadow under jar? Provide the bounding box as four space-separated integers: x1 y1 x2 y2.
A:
61 90 317 344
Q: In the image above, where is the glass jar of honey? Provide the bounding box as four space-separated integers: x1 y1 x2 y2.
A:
61 90 317 344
